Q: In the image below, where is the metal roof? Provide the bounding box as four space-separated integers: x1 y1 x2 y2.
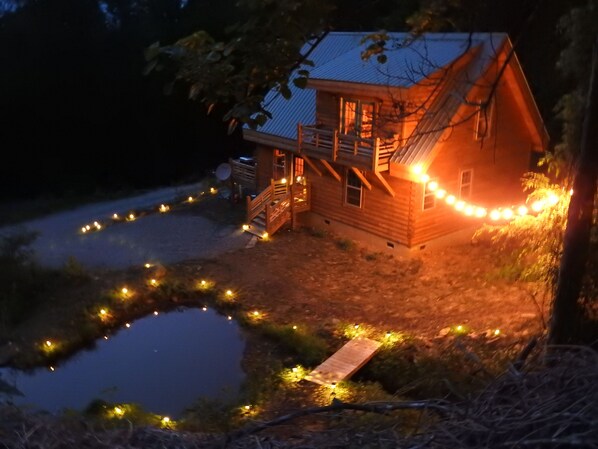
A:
247 32 365 140
309 34 477 87
391 33 508 166
245 31 509 166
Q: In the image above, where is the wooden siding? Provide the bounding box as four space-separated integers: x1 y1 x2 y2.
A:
410 77 537 246
306 162 416 246
254 145 275 191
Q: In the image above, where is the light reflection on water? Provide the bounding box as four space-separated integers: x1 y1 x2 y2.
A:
0 308 245 417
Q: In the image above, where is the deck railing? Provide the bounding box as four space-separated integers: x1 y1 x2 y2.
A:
298 124 396 172
230 158 256 189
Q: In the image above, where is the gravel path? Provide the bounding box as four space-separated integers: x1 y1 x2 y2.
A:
1 182 252 269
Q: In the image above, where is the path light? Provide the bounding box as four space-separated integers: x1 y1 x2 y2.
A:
85 225 91 231
253 311 260 317
125 323 131 328
104 336 109 340
547 192 559 206
354 323 360 329
475 207 487 218
188 196 194 202
210 187 217 194
242 224 250 231
435 189 446 199
202 306 207 311
292 325 297 330
113 213 119 219
45 340 53 347
81 227 87 233
517 206 528 216
153 311 159 316
227 315 232 320
385 331 392 338
225 289 234 298
490 209 501 221
502 209 514 220
161 416 170 424
113 406 124 417
144 263 152 268
150 278 158 286
330 382 337 390
446 195 456 205
494 329 501 336
262 232 269 240
128 213 135 221
159 204 169 213
49 366 55 372
281 178 287 184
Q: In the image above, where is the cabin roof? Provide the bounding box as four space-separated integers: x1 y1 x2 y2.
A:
243 32 546 163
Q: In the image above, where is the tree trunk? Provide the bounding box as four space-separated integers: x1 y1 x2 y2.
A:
548 37 598 345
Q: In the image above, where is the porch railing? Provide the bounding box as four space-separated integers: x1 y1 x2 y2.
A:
298 124 396 172
230 158 256 189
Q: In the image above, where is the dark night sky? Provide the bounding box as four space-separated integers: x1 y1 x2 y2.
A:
0 0 579 202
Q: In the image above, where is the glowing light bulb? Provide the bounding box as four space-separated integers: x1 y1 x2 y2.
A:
475 207 487 218
104 336 108 340
411 164 423 175
330 382 337 390
253 311 260 316
292 367 298 373
281 178 287 184
292 325 297 330
144 263 152 268
225 289 233 297
128 213 135 220
464 205 474 216
262 232 269 239
446 195 456 205
547 193 559 205
200 280 206 286
121 287 128 295
125 323 131 328
210 187 216 194
113 213 119 219
227 315 232 320
188 196 194 202
49 366 55 371
202 306 207 311
569 188 574 196
161 416 170 424
93 221 99 227
45 340 52 347
354 323 360 329
385 331 392 338
114 406 124 416
490 209 501 220
100 309 107 315
455 201 465 211
96 224 102 230
420 174 430 183
153 311 158 316
427 181 438 191
435 189 446 199
494 329 501 336
244 405 251 410
517 206 528 216
531 201 544 212
296 176 302 182
150 279 157 286
85 225 91 230
456 325 463 332
242 224 250 231
502 209 514 220
81 227 87 233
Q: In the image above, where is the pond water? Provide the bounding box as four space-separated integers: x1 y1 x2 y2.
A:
0 308 245 417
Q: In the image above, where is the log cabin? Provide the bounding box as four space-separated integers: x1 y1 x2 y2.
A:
235 32 549 252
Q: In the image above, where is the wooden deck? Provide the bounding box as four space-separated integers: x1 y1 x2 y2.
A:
305 337 382 386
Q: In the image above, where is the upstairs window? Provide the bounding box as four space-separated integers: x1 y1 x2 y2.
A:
423 179 437 210
459 169 473 199
474 98 495 140
341 98 375 139
345 169 363 208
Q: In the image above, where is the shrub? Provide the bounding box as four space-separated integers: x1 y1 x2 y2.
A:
255 323 330 366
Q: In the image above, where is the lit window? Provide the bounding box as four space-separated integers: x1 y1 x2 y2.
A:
294 157 304 178
474 98 494 140
459 169 473 199
341 98 375 139
423 180 437 210
345 170 363 207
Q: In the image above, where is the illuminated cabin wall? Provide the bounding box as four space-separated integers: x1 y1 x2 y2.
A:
410 75 539 246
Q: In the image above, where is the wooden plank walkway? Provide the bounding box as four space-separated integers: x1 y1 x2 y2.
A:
305 337 382 386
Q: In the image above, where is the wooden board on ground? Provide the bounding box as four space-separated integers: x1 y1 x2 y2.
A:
305 337 382 386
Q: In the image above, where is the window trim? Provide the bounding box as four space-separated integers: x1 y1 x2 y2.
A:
459 169 473 199
474 98 495 140
422 178 438 211
344 169 364 208
340 98 376 139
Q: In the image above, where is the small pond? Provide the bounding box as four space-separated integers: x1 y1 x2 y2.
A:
0 308 245 417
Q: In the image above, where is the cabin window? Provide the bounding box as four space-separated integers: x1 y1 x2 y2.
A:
459 169 473 199
341 98 375 139
474 98 494 140
345 169 363 208
293 156 304 180
423 179 437 210
273 149 286 180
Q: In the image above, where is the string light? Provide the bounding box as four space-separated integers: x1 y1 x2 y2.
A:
409 166 564 222
159 204 170 213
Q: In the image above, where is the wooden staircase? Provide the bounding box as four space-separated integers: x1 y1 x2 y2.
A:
244 179 310 238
